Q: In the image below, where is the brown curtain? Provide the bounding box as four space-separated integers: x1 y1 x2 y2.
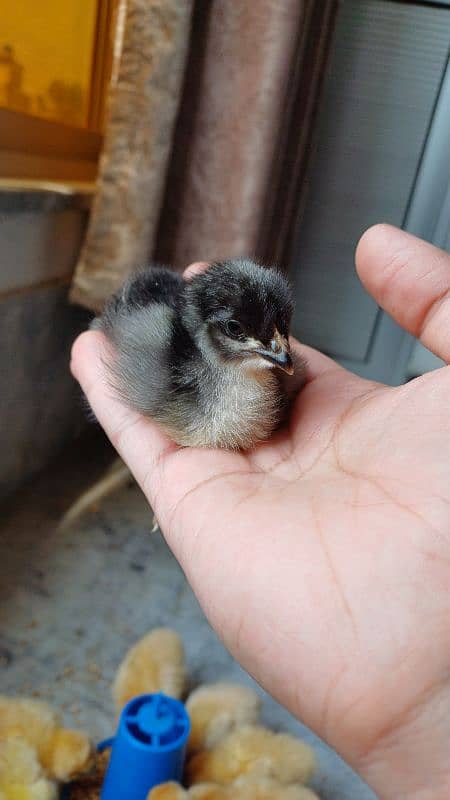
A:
69 0 194 311
70 0 337 311
156 0 337 271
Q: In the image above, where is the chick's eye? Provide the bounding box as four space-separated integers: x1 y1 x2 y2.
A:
225 319 244 339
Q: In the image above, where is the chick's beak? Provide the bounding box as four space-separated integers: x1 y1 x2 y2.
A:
255 331 294 375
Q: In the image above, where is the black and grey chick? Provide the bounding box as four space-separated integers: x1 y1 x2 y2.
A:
92 259 305 450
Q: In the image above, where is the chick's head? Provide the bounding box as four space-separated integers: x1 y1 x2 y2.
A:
40 729 93 782
147 783 189 800
184 260 294 374
112 628 186 714
186 683 261 753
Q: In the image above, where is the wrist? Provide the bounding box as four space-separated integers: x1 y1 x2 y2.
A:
355 676 450 800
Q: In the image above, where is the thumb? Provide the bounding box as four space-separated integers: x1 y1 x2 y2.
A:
356 224 450 363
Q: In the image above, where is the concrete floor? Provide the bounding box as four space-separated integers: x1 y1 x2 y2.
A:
1 433 376 800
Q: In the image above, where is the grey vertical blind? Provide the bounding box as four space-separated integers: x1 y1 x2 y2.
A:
291 0 450 363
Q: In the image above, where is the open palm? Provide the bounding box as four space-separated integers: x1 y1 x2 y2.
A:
71 225 450 799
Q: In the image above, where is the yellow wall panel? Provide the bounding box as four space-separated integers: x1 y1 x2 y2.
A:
0 0 98 127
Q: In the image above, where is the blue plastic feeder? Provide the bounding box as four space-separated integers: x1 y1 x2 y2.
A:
101 693 191 800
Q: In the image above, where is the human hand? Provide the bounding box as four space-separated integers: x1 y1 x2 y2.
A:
71 226 450 799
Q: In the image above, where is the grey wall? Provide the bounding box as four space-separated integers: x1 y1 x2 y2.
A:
0 191 92 502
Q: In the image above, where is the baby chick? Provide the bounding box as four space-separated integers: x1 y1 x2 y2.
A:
112 628 187 713
92 259 304 450
0 697 93 782
39 730 93 783
0 698 57 764
147 783 187 800
186 683 261 753
186 725 315 787
211 779 320 800
148 779 320 800
0 737 57 800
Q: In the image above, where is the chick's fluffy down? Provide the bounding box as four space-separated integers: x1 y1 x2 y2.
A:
0 698 57 764
148 780 320 800
186 726 315 787
148 784 188 800
0 737 57 800
0 697 92 782
112 628 186 712
40 730 93 782
186 683 261 753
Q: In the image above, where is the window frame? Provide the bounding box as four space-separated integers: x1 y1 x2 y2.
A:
88 0 117 133
0 108 102 181
0 0 118 181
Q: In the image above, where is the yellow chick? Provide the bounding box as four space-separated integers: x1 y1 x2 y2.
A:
186 788 226 800
186 684 261 753
148 780 320 800
147 784 229 800
147 783 189 800
0 737 57 800
112 628 187 713
0 697 93 782
186 726 315 787
40 730 93 782
219 777 320 799
0 699 57 762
